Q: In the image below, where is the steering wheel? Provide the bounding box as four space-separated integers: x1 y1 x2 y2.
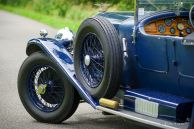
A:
189 5 194 29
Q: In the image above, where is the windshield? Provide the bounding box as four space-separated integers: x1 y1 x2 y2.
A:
137 0 194 18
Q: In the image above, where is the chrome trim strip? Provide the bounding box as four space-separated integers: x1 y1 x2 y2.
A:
179 72 194 79
125 92 178 106
96 106 188 129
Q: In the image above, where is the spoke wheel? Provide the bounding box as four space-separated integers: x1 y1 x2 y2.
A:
74 16 123 99
80 33 105 88
18 52 79 123
29 66 65 112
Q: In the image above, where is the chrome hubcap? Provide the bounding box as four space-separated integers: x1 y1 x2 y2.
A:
84 55 91 66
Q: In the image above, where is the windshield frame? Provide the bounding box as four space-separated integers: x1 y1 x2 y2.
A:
135 0 193 23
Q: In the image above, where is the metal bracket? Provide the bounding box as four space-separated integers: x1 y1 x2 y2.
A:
131 27 137 44
122 38 128 57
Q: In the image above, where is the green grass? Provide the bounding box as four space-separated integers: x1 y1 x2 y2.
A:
0 4 98 31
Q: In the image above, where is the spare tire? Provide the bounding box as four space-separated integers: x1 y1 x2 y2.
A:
74 16 123 99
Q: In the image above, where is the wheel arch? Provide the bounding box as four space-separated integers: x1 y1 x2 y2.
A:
26 43 43 56
25 38 97 107
26 39 45 56
26 43 82 101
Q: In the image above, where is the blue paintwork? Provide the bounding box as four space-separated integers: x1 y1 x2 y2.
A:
133 11 194 98
27 38 99 108
57 39 72 47
97 12 134 31
116 16 137 86
99 10 194 123
100 11 194 99
25 9 194 126
124 88 193 122
98 12 134 21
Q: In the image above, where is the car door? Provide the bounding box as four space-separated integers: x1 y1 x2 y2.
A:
176 38 194 99
134 30 172 91
135 33 169 73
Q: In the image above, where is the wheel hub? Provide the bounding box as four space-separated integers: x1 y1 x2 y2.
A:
79 33 105 88
36 84 47 95
84 55 91 66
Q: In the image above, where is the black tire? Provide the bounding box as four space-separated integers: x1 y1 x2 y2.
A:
74 16 123 99
18 52 79 123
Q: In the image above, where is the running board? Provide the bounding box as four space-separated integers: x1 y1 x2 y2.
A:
96 106 189 129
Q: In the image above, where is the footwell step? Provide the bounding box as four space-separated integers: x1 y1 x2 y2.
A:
124 89 193 122
96 106 189 129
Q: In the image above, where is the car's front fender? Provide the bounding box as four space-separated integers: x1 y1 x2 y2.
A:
26 38 98 108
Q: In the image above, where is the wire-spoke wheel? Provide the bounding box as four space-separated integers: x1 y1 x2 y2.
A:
74 16 123 99
18 52 79 123
28 66 65 112
80 33 105 88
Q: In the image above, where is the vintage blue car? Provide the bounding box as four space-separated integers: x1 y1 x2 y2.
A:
18 0 194 128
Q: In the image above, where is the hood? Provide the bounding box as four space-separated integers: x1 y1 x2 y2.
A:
97 12 134 24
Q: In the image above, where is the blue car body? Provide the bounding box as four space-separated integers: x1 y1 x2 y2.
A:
26 10 194 129
98 11 194 98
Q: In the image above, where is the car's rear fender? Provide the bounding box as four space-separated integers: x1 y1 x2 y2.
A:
26 38 98 108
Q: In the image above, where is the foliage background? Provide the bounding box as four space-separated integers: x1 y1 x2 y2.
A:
0 0 134 31
0 0 134 13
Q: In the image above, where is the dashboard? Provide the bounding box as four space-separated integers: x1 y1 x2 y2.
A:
144 17 194 37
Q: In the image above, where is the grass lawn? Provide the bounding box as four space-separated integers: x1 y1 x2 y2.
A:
0 4 98 32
